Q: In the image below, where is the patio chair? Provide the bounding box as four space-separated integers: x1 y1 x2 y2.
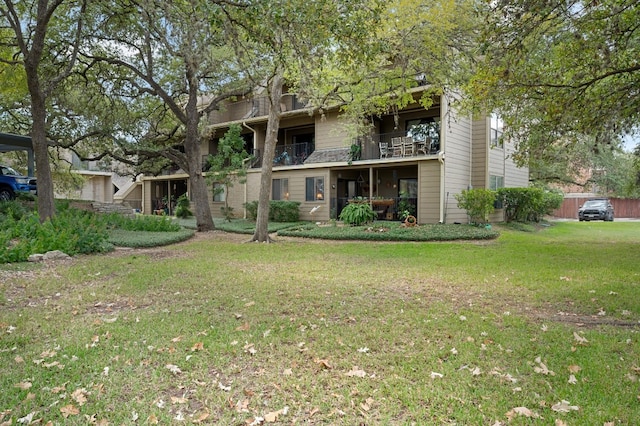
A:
402 136 415 156
391 137 403 157
379 142 391 158
417 137 431 155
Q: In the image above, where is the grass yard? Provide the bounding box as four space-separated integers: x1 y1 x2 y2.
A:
1 221 639 425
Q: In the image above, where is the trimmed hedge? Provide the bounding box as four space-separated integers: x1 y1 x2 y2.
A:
244 200 301 222
497 187 563 222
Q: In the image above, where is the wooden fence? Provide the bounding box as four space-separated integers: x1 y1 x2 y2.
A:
551 197 640 219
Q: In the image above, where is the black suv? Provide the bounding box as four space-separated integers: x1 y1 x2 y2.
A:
578 199 614 222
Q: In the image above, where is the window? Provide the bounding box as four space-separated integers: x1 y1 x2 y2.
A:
305 177 324 201
272 178 289 200
406 117 440 151
489 175 504 190
490 175 504 208
490 114 504 148
213 183 226 202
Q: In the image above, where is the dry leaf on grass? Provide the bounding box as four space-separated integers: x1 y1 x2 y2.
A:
165 364 182 375
60 404 79 418
345 366 367 378
551 400 579 413
505 406 539 420
14 382 32 390
314 358 332 369
573 332 588 344
71 388 88 406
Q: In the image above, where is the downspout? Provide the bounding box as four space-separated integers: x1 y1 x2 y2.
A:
242 121 258 219
439 93 447 223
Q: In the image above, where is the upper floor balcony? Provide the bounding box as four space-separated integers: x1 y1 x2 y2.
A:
208 93 307 125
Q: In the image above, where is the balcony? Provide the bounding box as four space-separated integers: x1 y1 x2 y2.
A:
208 94 307 125
352 132 440 161
272 142 314 167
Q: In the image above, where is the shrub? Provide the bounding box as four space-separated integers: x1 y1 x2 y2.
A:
454 189 496 224
243 200 300 222
497 187 564 222
339 202 376 226
270 200 300 222
174 194 193 218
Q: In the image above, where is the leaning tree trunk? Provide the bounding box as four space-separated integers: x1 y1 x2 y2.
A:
251 73 283 242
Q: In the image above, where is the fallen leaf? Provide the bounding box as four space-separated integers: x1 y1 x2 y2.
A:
555 419 568 426
171 336 183 343
573 332 588 344
551 400 579 413
17 411 37 424
568 365 581 373
147 414 159 424
14 382 32 390
236 322 250 331
430 371 443 379
191 342 204 351
165 364 182 375
568 374 578 384
60 404 80 418
244 301 255 307
314 358 332 369
193 410 210 423
345 366 367 378
506 406 539 420
71 388 88 406
171 396 188 404
14 355 24 364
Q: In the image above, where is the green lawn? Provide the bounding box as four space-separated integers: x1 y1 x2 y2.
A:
1 221 639 424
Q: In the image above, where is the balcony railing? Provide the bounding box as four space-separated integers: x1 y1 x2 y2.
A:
272 142 314 166
352 132 440 161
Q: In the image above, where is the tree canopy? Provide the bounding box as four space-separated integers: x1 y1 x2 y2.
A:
469 0 640 166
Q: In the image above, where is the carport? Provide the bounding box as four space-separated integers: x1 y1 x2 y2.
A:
0 133 35 176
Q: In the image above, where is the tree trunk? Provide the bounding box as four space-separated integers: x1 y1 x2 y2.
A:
26 73 55 222
184 85 215 232
251 72 283 242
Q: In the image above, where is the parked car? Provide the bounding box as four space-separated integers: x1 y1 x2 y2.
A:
578 198 614 222
0 165 37 201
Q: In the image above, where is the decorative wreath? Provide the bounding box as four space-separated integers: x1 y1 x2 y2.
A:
404 215 417 226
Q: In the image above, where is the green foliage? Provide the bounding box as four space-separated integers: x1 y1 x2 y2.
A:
0 201 188 263
454 188 496 224
244 200 300 222
0 208 112 263
220 206 235 222
339 202 376 226
101 213 181 232
497 187 564 223
469 0 640 171
397 192 416 220
174 194 193 218
208 124 250 219
279 221 499 241
107 229 194 248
